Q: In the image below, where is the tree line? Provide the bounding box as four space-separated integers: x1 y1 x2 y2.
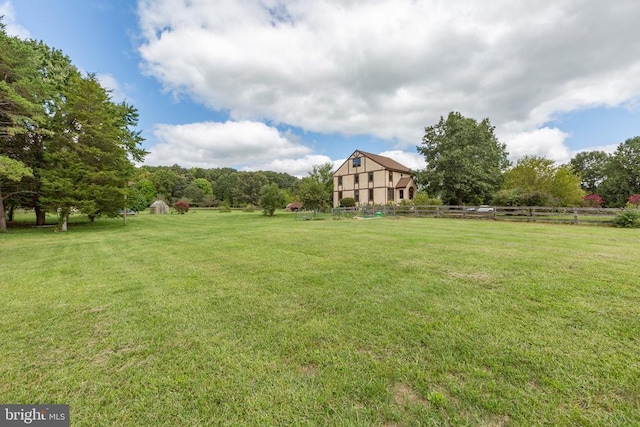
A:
416 112 640 209
127 163 334 214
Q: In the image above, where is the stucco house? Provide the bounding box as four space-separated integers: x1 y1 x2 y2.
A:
333 150 417 207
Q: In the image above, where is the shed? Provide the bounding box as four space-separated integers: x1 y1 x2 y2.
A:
286 202 303 212
149 199 169 214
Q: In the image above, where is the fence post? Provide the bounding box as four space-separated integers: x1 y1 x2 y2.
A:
573 208 578 224
532 207 536 222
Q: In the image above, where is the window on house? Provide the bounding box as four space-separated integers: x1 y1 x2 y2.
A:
338 191 342 200
409 187 414 200
352 157 361 167
368 172 374 182
389 171 393 182
338 176 342 186
368 188 374 202
399 189 404 199
354 190 359 203
388 188 394 201
354 174 359 184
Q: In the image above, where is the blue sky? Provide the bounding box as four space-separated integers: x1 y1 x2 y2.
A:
3 0 640 176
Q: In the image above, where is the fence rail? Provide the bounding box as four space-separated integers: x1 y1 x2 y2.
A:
332 205 627 225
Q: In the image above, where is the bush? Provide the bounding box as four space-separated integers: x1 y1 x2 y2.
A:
582 194 604 207
219 202 231 213
173 200 189 214
242 204 256 212
491 189 522 206
339 197 355 207
628 194 640 208
613 210 640 228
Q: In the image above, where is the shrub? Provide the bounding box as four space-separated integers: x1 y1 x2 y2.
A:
519 191 558 207
411 192 442 206
613 210 640 228
582 193 604 207
628 194 640 208
339 197 356 207
491 189 522 207
242 204 256 212
219 202 231 213
173 200 189 214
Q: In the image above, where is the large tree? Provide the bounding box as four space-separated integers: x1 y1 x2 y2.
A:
39 72 146 230
417 112 510 205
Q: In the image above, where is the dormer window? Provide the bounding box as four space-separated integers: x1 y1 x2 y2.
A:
352 157 362 167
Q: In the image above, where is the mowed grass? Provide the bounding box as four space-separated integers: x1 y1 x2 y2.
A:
1 211 639 426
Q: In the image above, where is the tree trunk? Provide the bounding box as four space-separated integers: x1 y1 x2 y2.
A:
0 189 6 232
57 209 69 232
34 195 46 225
456 189 463 206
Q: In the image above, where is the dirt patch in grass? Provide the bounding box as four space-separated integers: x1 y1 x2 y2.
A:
391 383 427 407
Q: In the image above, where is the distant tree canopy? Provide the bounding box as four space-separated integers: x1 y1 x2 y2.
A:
0 22 146 230
569 137 640 207
134 165 302 209
417 112 510 205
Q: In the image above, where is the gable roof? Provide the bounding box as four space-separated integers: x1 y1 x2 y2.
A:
337 149 411 173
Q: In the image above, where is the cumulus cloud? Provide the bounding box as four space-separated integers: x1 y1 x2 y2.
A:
144 120 328 176
136 0 640 167
0 1 30 38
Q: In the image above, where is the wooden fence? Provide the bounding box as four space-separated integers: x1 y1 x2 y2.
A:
331 205 628 226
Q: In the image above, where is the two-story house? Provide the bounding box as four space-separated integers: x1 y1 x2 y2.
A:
333 150 417 207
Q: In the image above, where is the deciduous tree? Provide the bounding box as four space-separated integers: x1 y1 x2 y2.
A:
417 112 509 205
259 183 285 216
502 156 584 206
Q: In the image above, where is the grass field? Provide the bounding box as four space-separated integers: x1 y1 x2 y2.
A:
1 211 639 426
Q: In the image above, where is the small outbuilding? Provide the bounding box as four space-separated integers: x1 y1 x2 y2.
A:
286 202 303 212
149 199 170 214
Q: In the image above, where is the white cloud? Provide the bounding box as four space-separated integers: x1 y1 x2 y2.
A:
379 150 426 171
0 1 30 38
144 120 328 176
500 127 571 164
137 0 640 166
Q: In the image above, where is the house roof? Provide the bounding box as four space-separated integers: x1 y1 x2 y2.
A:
396 177 412 188
338 150 411 172
356 150 411 172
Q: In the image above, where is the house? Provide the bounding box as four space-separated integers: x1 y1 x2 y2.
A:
332 150 417 207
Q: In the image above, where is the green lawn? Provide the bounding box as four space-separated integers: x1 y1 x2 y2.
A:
1 211 639 426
